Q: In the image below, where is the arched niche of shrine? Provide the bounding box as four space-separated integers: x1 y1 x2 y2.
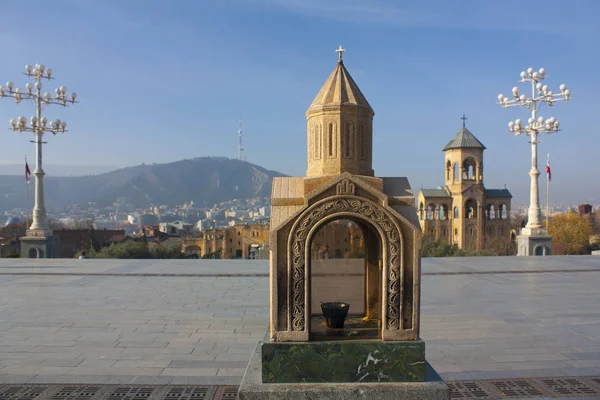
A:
269 173 421 343
308 216 381 340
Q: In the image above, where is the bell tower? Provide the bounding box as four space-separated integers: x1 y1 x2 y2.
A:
443 114 485 192
306 46 375 177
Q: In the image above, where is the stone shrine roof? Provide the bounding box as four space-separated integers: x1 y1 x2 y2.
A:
443 127 486 151
307 60 373 115
420 188 451 198
382 177 416 206
485 188 512 198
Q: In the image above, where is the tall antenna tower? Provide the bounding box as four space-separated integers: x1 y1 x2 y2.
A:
238 119 244 161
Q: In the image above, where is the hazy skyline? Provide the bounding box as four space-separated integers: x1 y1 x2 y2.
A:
0 0 598 205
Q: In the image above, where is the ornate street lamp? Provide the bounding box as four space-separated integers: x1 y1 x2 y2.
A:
497 67 570 256
1 64 77 257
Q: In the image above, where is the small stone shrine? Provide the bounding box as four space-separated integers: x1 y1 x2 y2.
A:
238 47 449 399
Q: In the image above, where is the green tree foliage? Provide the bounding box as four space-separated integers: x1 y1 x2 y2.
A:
89 225 100 252
202 248 223 259
5 249 19 258
421 236 464 257
77 241 190 259
549 212 593 255
485 236 515 256
151 244 189 259
421 236 498 257
93 241 151 259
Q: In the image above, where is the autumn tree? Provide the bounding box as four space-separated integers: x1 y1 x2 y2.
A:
485 236 515 256
549 212 592 255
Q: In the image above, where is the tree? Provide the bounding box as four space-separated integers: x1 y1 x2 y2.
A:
421 235 500 257
511 214 527 230
202 248 223 259
150 244 188 259
0 222 26 238
141 228 148 247
549 212 592 255
74 218 95 229
421 235 464 257
77 240 192 259
485 236 514 256
48 219 67 230
86 241 150 259
89 225 100 252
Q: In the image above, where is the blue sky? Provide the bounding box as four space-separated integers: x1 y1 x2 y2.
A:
0 0 598 205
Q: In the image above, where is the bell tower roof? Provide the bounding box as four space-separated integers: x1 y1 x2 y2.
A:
443 115 486 151
306 47 373 116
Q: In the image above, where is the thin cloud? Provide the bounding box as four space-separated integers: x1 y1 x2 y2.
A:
254 0 440 26
246 0 597 35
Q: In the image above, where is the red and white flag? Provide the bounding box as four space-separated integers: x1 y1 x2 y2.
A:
25 160 31 184
546 154 551 181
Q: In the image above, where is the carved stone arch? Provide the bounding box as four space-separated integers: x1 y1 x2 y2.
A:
287 196 403 334
467 224 477 237
426 203 436 220
464 198 478 219
534 244 546 256
28 248 38 258
439 204 446 220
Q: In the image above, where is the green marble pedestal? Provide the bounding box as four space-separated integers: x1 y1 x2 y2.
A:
237 342 449 400
262 337 426 383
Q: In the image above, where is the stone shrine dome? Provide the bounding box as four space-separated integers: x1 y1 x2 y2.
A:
306 58 374 116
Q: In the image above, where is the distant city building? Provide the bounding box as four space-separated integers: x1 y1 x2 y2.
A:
138 213 159 227
127 213 139 225
196 219 214 231
93 219 116 230
158 221 194 237
54 229 127 258
4 216 22 227
58 218 76 228
418 119 512 251
579 204 593 215
311 220 364 259
181 224 269 259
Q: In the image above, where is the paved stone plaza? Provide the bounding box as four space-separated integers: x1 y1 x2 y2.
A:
1 256 600 388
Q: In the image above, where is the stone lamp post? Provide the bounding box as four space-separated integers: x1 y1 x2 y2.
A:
0 64 77 258
497 67 571 256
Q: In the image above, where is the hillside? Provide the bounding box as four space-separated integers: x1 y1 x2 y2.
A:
0 157 286 211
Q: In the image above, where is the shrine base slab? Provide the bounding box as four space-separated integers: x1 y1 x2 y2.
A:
262 336 426 383
238 343 449 399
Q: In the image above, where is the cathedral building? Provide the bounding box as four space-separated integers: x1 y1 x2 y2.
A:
418 118 512 251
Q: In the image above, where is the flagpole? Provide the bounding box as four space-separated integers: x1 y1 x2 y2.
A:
546 154 550 230
26 156 29 230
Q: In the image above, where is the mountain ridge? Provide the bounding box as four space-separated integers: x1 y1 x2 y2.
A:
0 157 287 212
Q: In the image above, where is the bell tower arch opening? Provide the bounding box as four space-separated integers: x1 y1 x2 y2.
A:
462 157 477 180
